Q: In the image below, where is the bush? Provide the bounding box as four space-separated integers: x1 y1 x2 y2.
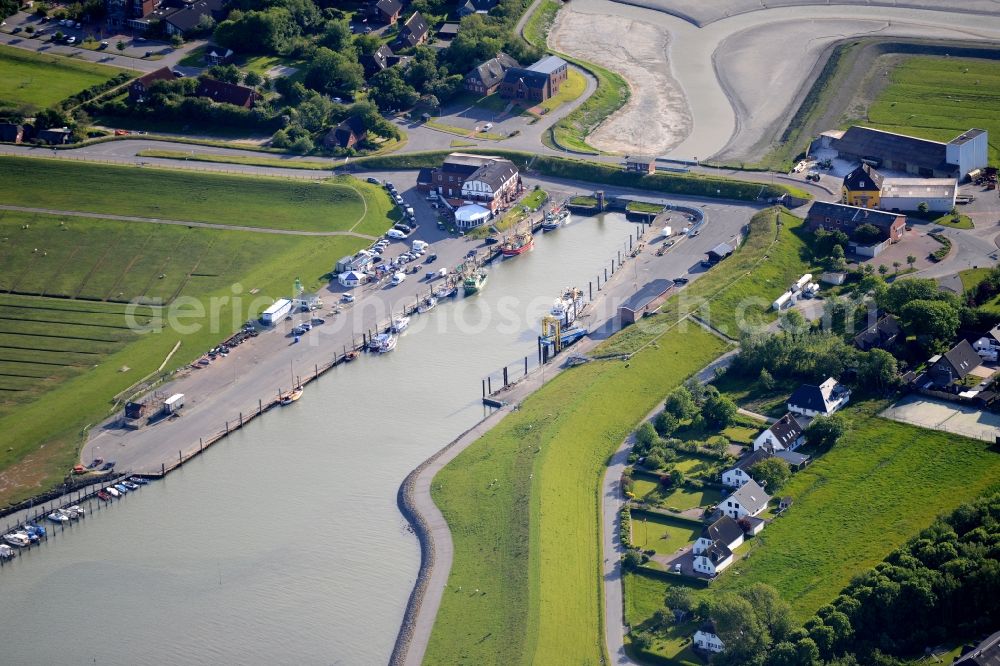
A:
654 411 679 437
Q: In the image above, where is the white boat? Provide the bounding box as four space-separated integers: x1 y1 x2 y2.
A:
4 533 30 548
65 505 85 517
47 511 69 523
550 287 585 323
391 316 410 333
105 486 121 498
59 508 79 520
369 332 398 354
417 297 437 314
0 544 15 559
280 386 303 405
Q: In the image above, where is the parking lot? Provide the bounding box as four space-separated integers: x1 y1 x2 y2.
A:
1 11 176 60
881 394 1000 442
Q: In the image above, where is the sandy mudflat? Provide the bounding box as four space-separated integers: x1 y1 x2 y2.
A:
548 3 692 155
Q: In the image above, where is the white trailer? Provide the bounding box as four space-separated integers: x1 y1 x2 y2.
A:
412 240 429 253
164 393 185 413
261 298 293 325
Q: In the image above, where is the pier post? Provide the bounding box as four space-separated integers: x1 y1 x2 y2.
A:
315 364 318 378
200 438 203 452
538 338 542 365
259 399 262 415
178 450 182 463
589 281 593 300
604 268 608 282
524 356 528 376
225 421 229 434
239 412 243 426
487 376 492 394
482 379 486 398
161 463 165 475
630 235 633 251
503 366 508 387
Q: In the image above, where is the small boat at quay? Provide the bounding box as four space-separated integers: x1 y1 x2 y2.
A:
391 316 411 333
369 332 398 354
0 544 15 559
417 297 437 314
501 231 534 257
550 287 585 323
3 533 30 548
280 386 304 405
464 271 488 296
47 512 69 524
434 283 458 299
105 486 120 498
542 208 571 230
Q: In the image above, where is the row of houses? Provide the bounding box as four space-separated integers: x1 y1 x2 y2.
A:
0 123 73 145
417 152 523 221
842 163 958 213
463 53 569 103
129 67 261 108
106 0 225 36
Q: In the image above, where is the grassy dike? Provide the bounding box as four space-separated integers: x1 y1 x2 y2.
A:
420 220 800 663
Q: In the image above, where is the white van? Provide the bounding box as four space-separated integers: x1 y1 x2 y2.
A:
411 240 429 254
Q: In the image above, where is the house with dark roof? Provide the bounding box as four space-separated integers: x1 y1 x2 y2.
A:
826 126 988 180
854 314 901 351
162 0 225 36
459 0 497 16
706 242 734 264
806 201 907 243
955 629 1000 666
618 279 674 326
128 67 175 104
437 22 460 41
430 153 521 212
0 123 24 144
753 413 805 453
693 622 725 653
370 0 402 24
499 55 568 103
105 0 155 30
464 53 519 95
721 479 770 520
624 155 657 174
396 12 429 48
788 377 850 418
37 128 72 145
773 449 810 471
842 163 883 208
196 78 259 108
323 116 367 150
362 44 394 78
927 339 981 388
721 449 771 488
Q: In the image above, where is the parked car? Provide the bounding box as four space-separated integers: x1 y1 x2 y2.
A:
100 461 116 471
342 293 355 303
386 229 406 240
366 177 380 184
99 40 109 48
673 277 689 285
65 36 76 44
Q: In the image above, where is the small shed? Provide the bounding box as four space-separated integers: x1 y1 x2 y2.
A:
706 243 734 263
338 271 367 288
619 279 674 326
623 155 656 174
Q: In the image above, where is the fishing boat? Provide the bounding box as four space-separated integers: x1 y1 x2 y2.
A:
433 283 458 299
550 287 585 323
3 533 30 548
501 230 534 257
47 511 68 524
369 332 398 354
542 208 571 230
463 271 488 296
391 316 410 333
280 386 304 405
343 350 359 362
417 297 437 314
0 544 15 559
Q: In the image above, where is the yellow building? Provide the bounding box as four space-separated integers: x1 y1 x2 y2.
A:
841 164 881 208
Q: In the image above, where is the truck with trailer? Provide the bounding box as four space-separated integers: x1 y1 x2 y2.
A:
163 393 185 414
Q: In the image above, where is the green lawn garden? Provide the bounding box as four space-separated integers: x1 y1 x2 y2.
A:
0 43 121 110
864 56 1000 166
0 157 397 234
630 511 700 555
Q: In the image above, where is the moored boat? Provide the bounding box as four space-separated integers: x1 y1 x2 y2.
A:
0 543 15 559
434 283 458 299
550 287 586 323
47 512 68 524
501 230 534 257
390 316 410 333
105 486 120 498
463 271 488 296
369 332 398 354
3 532 30 548
542 208 571 230
417 297 437 314
280 386 304 405
540 325 588 348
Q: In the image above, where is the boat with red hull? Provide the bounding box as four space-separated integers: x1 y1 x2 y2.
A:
501 231 534 257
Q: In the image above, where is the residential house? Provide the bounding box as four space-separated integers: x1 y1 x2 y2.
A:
753 413 805 452
854 314 902 351
362 44 394 78
396 12 429 49
430 153 521 212
805 201 907 243
162 0 226 36
693 516 743 576
787 377 850 418
499 55 568 103
773 449 810 471
464 53 519 96
721 449 771 488
128 67 175 104
437 22 460 41
720 479 770 521
323 117 367 150
195 78 259 108
0 123 24 144
927 339 981 388
371 0 402 24
458 0 497 16
954 629 1000 666
623 155 656 174
823 126 988 179
105 0 155 30
693 623 725 653
842 163 883 208
37 128 72 145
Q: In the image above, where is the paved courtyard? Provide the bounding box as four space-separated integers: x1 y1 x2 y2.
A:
881 394 1000 442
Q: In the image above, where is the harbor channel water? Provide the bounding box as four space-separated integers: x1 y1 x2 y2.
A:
0 212 638 665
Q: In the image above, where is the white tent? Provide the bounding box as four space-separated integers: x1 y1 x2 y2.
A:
338 271 367 288
454 204 491 229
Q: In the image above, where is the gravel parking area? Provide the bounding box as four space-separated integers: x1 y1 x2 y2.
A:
882 394 1000 442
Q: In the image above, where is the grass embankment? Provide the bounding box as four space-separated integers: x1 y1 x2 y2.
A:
603 208 814 353
546 56 629 154
0 158 395 506
522 0 560 49
862 56 1000 166
472 188 547 239
137 149 333 170
424 119 505 141
426 325 728 664
532 68 586 116
626 201 665 214
0 43 122 110
0 156 397 234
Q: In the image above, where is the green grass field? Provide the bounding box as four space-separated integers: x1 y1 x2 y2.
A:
426 322 728 664
602 208 814 354
0 156 396 234
547 56 629 154
0 43 122 110
624 573 702 665
630 511 700 555
534 68 586 115
863 56 1000 166
627 201 665 214
0 156 394 506
136 149 333 171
